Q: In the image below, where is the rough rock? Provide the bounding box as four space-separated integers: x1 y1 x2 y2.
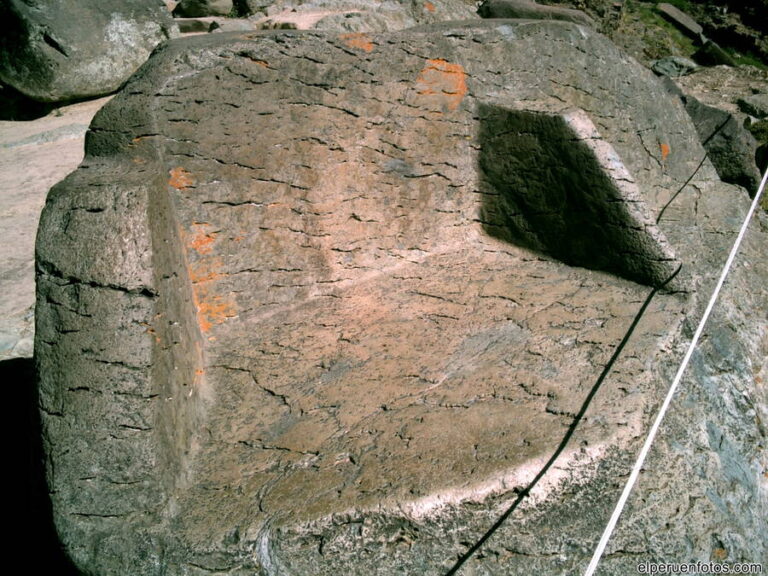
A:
477 0 595 27
682 94 762 194
36 21 767 575
250 0 478 32
693 38 736 67
173 0 234 17
738 93 768 119
0 0 177 104
748 119 768 178
673 65 768 117
651 55 698 78
173 17 214 33
239 0 273 15
656 2 703 39
674 0 768 65
672 64 768 209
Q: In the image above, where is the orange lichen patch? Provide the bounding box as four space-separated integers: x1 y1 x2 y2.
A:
189 260 226 284
195 290 237 333
169 167 194 190
340 33 374 53
660 142 671 163
424 1 436 12
415 58 468 112
188 257 236 332
711 548 728 561
186 222 218 255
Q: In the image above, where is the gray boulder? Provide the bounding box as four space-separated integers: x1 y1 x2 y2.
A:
478 0 595 27
693 38 737 67
173 17 214 33
239 0 273 16
683 94 762 194
173 0 234 17
651 55 698 78
36 20 767 576
738 93 768 119
0 0 177 104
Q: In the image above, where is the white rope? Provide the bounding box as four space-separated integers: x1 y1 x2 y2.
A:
584 165 768 576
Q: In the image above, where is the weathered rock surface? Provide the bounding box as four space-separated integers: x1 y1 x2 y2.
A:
0 0 177 103
651 55 698 78
656 2 703 39
693 38 737 67
173 17 215 33
673 65 768 118
672 0 768 65
36 21 767 575
682 94 762 194
173 0 234 17
738 93 768 119
252 0 478 32
478 0 595 27
673 65 768 209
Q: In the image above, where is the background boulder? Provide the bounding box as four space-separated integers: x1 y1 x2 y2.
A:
477 0 595 27
173 0 234 17
0 0 177 103
683 94 762 194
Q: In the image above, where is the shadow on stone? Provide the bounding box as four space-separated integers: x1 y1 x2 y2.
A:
476 103 680 288
0 83 53 121
10 356 80 575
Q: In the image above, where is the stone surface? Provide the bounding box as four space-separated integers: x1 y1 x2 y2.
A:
478 0 595 27
651 55 698 78
673 65 768 210
693 39 737 67
35 21 767 575
0 0 177 104
250 0 478 32
738 93 768 119
656 2 703 39
673 65 768 117
674 0 768 65
240 0 273 15
173 0 234 17
174 17 214 33
682 94 762 194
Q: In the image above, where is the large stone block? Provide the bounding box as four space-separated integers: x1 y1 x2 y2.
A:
36 21 767 575
656 2 703 39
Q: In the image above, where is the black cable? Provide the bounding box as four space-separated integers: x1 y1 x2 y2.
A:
444 264 681 576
